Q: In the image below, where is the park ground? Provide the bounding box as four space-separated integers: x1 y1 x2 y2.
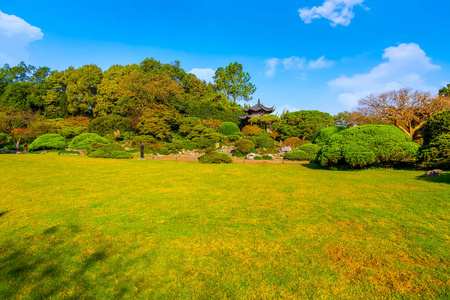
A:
0 153 449 299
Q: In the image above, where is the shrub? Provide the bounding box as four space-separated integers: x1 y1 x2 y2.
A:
254 156 262 160
198 151 232 164
88 144 134 159
224 134 242 142
316 125 419 168
262 155 273 160
313 126 346 145
283 137 302 148
422 110 450 145
69 133 109 150
255 134 275 149
158 147 170 155
60 126 87 139
279 110 334 140
286 144 321 161
218 122 240 135
234 139 255 154
88 115 134 137
418 133 450 169
130 135 157 148
0 133 10 144
28 134 67 151
241 125 263 136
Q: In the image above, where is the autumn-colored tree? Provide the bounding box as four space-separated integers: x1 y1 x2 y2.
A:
355 88 450 139
0 105 35 144
138 104 181 140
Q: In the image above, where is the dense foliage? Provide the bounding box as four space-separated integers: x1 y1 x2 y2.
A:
198 151 232 164
28 133 66 151
234 139 255 154
88 143 134 159
69 133 109 150
279 110 334 140
422 110 450 144
88 115 133 136
313 126 346 145
285 144 321 161
316 125 419 168
217 122 240 136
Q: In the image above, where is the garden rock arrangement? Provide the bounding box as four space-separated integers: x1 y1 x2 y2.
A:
422 169 443 177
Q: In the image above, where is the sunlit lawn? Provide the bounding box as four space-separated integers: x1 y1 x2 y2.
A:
0 153 449 299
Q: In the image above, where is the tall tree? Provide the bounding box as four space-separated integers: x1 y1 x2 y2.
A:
439 83 450 96
213 62 256 104
355 88 450 139
0 105 35 144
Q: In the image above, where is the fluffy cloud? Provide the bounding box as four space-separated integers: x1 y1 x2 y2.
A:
299 0 366 27
0 10 43 64
265 56 333 77
329 43 441 108
188 68 215 82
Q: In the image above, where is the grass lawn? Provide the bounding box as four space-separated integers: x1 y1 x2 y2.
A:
0 153 449 299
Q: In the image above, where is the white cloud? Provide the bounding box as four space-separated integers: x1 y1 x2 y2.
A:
188 68 215 82
265 58 279 78
299 0 366 27
0 10 43 65
265 55 333 77
329 43 441 108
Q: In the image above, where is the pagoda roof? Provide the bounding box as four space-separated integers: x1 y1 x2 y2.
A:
243 99 275 113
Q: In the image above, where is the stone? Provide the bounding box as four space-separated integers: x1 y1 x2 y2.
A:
422 169 443 177
246 153 256 160
277 146 292 154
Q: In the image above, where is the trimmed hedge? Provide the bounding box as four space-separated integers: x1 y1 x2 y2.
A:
313 126 346 145
89 144 134 159
69 133 109 150
29 134 67 151
218 122 240 136
316 125 419 168
285 144 321 161
234 139 255 154
198 151 232 164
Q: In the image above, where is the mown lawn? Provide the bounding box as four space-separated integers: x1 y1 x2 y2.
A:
0 153 449 299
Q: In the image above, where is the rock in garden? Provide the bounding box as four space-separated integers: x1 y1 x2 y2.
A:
277 146 292 154
422 169 443 177
246 153 256 160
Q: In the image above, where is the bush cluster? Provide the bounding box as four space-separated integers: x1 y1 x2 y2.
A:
88 143 134 159
316 125 419 168
29 134 67 151
313 126 346 145
218 122 240 136
69 133 109 150
198 151 232 164
234 139 255 154
285 144 321 161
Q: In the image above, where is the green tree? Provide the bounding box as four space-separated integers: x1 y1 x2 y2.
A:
439 83 450 96
213 62 256 104
279 110 334 140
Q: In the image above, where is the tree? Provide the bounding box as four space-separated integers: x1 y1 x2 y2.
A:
0 105 35 144
439 83 450 96
355 88 450 139
213 62 256 103
260 114 280 132
333 111 352 127
279 110 334 140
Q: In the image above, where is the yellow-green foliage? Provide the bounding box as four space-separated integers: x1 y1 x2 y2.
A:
0 154 449 299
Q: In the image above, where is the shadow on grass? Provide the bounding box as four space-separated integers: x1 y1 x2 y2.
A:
0 210 9 218
416 173 450 185
0 224 113 299
299 163 324 170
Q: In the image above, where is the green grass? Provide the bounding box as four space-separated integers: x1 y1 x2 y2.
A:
0 153 449 299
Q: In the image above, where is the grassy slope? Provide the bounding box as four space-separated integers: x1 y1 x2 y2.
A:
0 154 449 299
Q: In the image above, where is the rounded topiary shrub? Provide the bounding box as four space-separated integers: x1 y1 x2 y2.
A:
88 144 134 159
285 143 321 161
241 125 263 136
218 122 240 136
198 151 232 164
29 134 67 151
88 115 134 136
255 134 275 149
422 110 450 145
69 133 109 150
234 139 255 154
316 125 419 168
313 126 346 145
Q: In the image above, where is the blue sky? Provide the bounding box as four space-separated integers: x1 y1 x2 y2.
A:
1 0 449 115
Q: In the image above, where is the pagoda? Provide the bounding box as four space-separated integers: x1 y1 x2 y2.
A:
239 99 275 123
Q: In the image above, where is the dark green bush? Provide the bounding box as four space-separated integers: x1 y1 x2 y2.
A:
234 139 255 154
59 126 87 139
88 115 134 137
224 134 242 142
198 151 232 164
279 110 334 140
254 156 262 160
69 133 109 150
255 133 275 149
0 133 10 144
316 125 419 168
313 126 346 145
418 133 450 169
29 134 67 151
285 144 321 161
158 147 170 155
422 110 450 145
218 122 240 135
262 155 273 160
192 132 223 149
88 144 133 159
